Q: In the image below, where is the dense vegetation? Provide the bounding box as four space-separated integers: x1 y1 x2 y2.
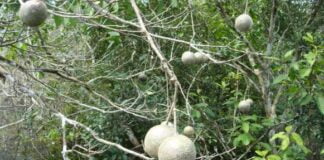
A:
0 0 323 159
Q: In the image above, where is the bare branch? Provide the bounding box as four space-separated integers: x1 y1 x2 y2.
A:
0 119 24 130
55 113 154 160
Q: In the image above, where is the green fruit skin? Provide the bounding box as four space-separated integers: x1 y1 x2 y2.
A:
183 126 195 137
138 72 147 81
144 125 176 158
181 51 196 64
194 52 209 64
158 134 196 160
19 0 48 27
238 100 251 113
235 14 253 32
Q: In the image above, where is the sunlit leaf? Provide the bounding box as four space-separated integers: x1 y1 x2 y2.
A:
291 133 303 146
270 132 290 150
316 94 324 115
280 136 290 150
299 68 312 78
267 154 281 160
284 50 294 59
304 51 317 65
303 33 314 43
171 0 178 7
255 150 269 157
242 122 250 133
285 125 293 133
273 74 289 84
192 110 201 119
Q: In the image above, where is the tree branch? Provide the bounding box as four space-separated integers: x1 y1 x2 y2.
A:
55 113 154 160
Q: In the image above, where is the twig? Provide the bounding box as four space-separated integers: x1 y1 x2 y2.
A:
130 0 182 128
55 113 154 160
61 118 70 160
0 118 25 130
0 56 149 119
18 0 24 5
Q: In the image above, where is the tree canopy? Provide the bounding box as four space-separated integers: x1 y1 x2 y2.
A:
0 0 323 159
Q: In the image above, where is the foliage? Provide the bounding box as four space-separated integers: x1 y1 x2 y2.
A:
0 0 323 159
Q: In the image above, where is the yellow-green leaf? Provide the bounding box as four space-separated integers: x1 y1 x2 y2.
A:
316 94 324 115
255 150 269 157
242 122 250 133
280 136 290 150
291 132 303 146
285 125 293 133
267 154 281 160
284 50 294 59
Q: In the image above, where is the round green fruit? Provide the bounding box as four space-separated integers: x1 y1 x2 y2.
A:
158 134 196 160
183 126 195 137
19 0 48 27
143 124 176 158
238 99 253 113
181 51 196 65
235 14 253 32
138 72 147 81
194 52 209 63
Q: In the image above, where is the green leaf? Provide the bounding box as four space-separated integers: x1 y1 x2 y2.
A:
291 133 303 146
109 31 120 37
5 49 17 61
267 154 281 160
303 33 314 43
270 132 285 141
66 18 78 26
300 94 312 106
250 123 264 131
270 132 290 150
255 150 269 157
262 118 275 127
259 142 272 151
300 146 311 154
304 52 317 65
284 50 294 59
291 62 300 71
53 15 64 27
171 0 178 7
192 110 201 119
17 43 27 50
241 133 252 145
242 122 250 133
285 125 293 133
299 68 312 78
205 108 216 118
273 74 289 85
35 72 45 79
233 133 252 146
280 136 290 150
242 115 258 121
233 136 240 147
194 103 208 108
316 94 324 114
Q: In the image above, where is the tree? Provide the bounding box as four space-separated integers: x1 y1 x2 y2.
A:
0 0 323 159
